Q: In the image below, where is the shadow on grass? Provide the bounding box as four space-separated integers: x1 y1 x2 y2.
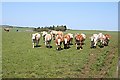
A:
46 46 52 48
34 45 41 48
98 45 104 48
56 48 64 51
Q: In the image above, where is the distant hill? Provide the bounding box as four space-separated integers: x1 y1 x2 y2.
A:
0 25 34 29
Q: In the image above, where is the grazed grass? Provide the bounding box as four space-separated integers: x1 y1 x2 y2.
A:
2 28 118 78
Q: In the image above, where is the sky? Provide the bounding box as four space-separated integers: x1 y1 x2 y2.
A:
2 2 118 31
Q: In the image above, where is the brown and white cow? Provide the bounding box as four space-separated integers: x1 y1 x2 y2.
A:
81 33 86 41
104 34 111 46
32 33 41 48
55 35 63 50
75 34 84 50
50 30 58 40
90 33 111 48
44 34 52 48
63 34 70 49
57 31 63 36
4 28 10 32
67 33 73 45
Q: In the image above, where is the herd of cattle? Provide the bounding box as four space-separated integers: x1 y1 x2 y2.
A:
3 28 111 50
32 30 111 50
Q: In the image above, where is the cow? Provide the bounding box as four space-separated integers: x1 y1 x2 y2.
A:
81 33 86 45
104 34 111 46
67 33 73 45
75 34 84 50
41 31 48 41
63 34 70 49
97 33 106 47
81 33 86 41
55 35 63 50
50 30 58 40
90 33 110 48
57 31 63 36
32 33 41 48
90 34 99 48
44 34 52 48
4 28 10 32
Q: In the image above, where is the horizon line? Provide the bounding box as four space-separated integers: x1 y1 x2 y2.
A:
0 24 118 31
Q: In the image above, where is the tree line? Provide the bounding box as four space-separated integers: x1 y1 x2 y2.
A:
33 25 67 32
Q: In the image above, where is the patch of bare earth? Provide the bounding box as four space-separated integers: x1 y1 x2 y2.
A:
77 48 103 78
97 48 117 78
76 46 117 78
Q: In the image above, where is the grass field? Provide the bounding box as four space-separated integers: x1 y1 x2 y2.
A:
2 28 118 78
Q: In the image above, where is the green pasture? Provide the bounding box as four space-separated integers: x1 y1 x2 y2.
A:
2 28 118 78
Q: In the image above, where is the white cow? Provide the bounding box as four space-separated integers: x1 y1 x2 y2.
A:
90 33 107 48
41 31 48 41
44 34 52 48
32 33 41 48
98 33 106 46
90 34 99 48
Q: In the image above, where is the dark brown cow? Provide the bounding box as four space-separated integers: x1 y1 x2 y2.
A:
63 34 70 49
75 34 84 50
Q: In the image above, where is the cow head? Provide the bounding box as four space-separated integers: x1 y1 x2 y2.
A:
105 34 111 40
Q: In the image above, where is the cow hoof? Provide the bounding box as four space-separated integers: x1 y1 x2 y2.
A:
80 48 83 50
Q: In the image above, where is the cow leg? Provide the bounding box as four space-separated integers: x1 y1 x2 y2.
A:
68 41 70 48
48 44 50 48
48 41 51 48
53 35 55 40
43 37 45 42
70 38 73 45
91 41 94 48
36 40 39 46
76 44 78 49
57 45 61 50
106 40 109 46
45 41 47 46
94 41 97 48
32 43 35 48
80 43 83 50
